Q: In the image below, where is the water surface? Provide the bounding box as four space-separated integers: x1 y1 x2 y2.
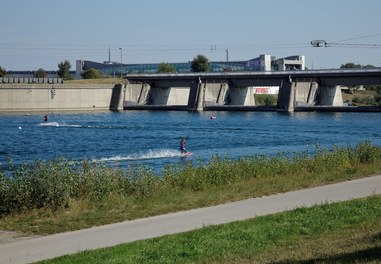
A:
1 111 380 172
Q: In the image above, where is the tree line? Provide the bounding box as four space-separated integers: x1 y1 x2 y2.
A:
0 55 211 80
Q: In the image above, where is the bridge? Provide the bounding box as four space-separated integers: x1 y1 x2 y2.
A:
122 68 381 112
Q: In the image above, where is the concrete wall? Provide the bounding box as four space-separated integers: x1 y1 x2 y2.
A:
0 83 124 112
229 87 255 106
318 86 343 106
294 82 319 107
166 87 190 105
124 84 190 106
150 87 189 105
277 81 294 112
278 81 344 111
124 84 151 105
203 83 227 105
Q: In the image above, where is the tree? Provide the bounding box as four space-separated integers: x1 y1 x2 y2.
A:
57 60 73 80
157 63 176 73
35 68 47 78
191 54 210 72
340 63 376 94
0 66 6 77
340 63 375 69
340 62 362 69
81 68 102 79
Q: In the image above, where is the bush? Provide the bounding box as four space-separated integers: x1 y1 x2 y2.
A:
0 141 380 216
352 96 377 106
81 68 102 79
255 94 277 106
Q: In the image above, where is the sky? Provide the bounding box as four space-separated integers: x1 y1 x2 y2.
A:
1 0 381 71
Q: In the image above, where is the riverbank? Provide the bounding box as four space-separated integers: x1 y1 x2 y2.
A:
1 177 380 263
1 141 380 236
36 194 381 264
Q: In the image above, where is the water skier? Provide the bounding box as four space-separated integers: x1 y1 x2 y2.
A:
180 137 187 154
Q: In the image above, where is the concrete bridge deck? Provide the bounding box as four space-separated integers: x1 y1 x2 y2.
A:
126 68 381 86
124 68 381 112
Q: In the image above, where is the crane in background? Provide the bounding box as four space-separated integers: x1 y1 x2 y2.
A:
311 40 381 49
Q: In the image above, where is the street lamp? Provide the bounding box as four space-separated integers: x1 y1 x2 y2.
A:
119 47 123 77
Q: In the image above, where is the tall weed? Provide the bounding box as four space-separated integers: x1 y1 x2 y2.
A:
0 141 380 216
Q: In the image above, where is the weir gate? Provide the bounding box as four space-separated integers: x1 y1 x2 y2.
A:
122 68 381 112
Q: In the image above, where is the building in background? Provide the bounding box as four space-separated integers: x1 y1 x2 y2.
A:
76 54 305 79
3 54 305 80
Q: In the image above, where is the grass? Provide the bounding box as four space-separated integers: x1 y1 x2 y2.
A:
254 94 278 106
37 195 381 263
64 78 127 85
342 89 380 106
1 140 381 236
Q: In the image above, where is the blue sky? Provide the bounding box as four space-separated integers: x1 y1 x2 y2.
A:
1 0 381 71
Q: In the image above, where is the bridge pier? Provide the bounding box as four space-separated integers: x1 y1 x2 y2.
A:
124 83 151 107
195 81 255 109
228 86 256 106
196 79 205 111
277 79 343 112
124 81 193 109
317 85 343 106
123 68 381 111
277 80 294 112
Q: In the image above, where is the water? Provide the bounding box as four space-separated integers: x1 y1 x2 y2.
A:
1 111 381 173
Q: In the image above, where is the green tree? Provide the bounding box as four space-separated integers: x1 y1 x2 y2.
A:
340 63 375 69
57 60 73 80
0 66 6 77
191 54 210 72
157 63 177 73
81 68 102 79
35 68 47 78
340 62 362 69
340 63 376 94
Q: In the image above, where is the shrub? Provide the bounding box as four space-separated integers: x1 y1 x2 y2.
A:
255 94 277 106
81 68 102 79
0 141 380 216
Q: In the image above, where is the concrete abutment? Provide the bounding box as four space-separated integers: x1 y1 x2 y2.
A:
278 80 343 112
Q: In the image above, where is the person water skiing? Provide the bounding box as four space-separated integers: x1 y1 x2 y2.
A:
43 115 48 123
180 137 187 154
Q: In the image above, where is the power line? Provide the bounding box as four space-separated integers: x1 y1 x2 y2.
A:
333 33 381 43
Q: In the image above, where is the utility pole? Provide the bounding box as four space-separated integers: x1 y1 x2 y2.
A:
119 47 123 77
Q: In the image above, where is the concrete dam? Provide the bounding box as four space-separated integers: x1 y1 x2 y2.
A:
123 78 344 112
1 68 381 113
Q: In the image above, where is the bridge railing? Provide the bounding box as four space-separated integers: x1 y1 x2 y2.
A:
0 77 63 84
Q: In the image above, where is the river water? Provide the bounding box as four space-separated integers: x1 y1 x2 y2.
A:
1 111 380 173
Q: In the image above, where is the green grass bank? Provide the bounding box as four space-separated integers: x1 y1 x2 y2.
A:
38 195 381 263
1 140 381 235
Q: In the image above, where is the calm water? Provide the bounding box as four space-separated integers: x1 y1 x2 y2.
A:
1 111 380 173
